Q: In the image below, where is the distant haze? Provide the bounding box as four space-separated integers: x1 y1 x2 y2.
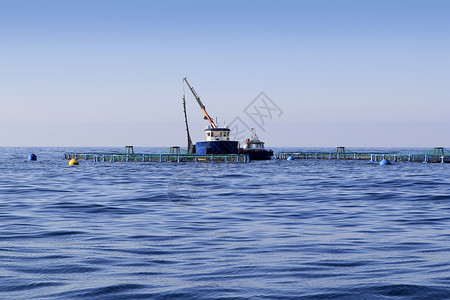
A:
1 0 449 147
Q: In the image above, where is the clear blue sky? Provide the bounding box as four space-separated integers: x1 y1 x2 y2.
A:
1 0 449 147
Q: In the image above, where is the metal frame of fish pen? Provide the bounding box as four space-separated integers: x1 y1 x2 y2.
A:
276 152 449 163
63 153 250 163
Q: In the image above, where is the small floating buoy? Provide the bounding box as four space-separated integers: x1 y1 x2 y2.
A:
69 159 79 166
28 154 37 161
287 156 295 161
379 159 391 165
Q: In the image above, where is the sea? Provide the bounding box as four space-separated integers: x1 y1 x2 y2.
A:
1 147 450 299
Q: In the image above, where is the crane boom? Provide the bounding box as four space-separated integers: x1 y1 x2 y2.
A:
183 77 217 128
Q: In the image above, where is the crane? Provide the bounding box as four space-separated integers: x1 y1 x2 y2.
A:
183 77 217 129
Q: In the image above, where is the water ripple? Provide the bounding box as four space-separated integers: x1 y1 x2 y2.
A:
0 147 450 299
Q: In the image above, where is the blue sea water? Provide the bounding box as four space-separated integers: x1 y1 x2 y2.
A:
1 147 450 299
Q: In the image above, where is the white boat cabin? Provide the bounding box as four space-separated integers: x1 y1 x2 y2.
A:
205 127 231 141
243 131 266 150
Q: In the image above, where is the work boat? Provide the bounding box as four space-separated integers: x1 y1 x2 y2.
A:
182 78 239 155
196 126 239 155
240 130 273 160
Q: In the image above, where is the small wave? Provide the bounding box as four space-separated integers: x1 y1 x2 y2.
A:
350 284 450 299
0 281 63 292
47 283 147 299
9 264 101 274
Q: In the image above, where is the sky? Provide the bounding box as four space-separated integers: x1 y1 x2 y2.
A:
1 0 449 147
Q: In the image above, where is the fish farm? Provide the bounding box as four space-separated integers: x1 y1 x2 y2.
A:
63 153 250 163
62 147 450 164
276 152 449 163
62 76 449 166
277 147 449 163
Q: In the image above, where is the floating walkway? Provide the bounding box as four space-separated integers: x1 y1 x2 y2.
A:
63 153 250 163
64 147 448 164
277 150 449 164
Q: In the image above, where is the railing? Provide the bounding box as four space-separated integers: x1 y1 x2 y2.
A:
276 152 448 163
63 153 250 163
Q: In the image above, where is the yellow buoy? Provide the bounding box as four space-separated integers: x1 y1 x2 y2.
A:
69 159 79 166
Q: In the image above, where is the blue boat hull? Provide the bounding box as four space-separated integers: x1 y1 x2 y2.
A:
195 141 239 155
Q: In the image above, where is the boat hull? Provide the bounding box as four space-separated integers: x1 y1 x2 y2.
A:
195 141 239 155
240 149 273 160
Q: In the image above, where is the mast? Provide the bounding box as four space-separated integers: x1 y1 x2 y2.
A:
182 94 194 153
183 77 217 129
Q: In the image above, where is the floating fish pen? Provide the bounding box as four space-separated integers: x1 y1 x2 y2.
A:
277 151 449 164
63 153 250 163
